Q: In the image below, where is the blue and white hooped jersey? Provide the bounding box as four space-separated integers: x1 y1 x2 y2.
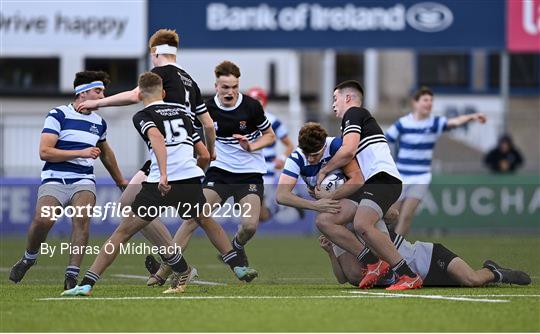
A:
263 112 289 176
282 137 342 189
41 104 107 183
385 113 448 176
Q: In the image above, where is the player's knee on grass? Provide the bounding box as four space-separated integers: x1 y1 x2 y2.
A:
337 254 364 286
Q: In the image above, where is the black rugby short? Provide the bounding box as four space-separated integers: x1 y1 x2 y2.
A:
203 167 264 203
347 172 402 216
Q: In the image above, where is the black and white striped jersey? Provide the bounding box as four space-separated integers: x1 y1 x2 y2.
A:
341 107 401 181
151 64 207 123
132 102 204 182
205 93 271 174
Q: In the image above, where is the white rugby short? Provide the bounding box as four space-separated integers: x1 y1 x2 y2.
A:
399 172 432 201
38 181 96 206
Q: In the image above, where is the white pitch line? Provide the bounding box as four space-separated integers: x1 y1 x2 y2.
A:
453 294 540 298
112 274 226 286
348 291 508 303
36 295 385 301
0 267 10 272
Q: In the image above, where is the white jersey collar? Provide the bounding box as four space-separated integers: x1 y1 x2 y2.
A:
214 93 243 111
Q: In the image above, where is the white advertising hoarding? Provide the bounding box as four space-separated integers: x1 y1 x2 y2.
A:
1 1 146 56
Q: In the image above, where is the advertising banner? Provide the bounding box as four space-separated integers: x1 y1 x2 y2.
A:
413 174 540 230
1 1 147 56
149 0 505 49
507 0 540 52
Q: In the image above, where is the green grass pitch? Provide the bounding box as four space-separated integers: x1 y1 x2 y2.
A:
1 235 539 332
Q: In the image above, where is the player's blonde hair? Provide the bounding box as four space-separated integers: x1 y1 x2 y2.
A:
148 29 179 52
138 72 162 98
214 61 241 78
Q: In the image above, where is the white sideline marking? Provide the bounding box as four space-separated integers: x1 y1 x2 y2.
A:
453 294 540 298
37 292 524 302
0 267 10 272
348 291 508 303
112 274 226 286
36 295 395 301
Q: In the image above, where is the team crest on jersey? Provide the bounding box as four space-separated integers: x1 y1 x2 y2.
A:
239 121 247 131
213 122 219 130
345 120 350 127
89 124 99 135
248 184 257 192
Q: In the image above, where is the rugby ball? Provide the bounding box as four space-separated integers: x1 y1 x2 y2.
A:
321 171 346 192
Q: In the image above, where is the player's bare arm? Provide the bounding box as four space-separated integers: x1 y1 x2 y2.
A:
276 174 341 214
39 133 100 162
194 141 211 170
319 235 348 284
317 132 359 189
234 126 276 152
446 113 487 128
146 127 170 196
96 140 127 188
196 112 217 160
316 159 364 201
76 86 141 112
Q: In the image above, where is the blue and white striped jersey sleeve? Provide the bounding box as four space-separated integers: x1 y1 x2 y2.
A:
272 118 288 140
385 121 400 143
42 108 65 136
437 116 449 133
329 137 343 156
99 119 107 142
282 152 302 179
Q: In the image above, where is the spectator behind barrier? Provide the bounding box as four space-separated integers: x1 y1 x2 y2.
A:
484 134 524 173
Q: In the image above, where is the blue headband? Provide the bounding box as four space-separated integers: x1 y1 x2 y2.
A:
75 81 104 95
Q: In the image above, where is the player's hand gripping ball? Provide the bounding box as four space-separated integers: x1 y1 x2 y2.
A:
317 170 346 198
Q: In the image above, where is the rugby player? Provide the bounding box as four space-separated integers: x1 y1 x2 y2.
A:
317 80 421 290
9 71 126 291
385 86 486 236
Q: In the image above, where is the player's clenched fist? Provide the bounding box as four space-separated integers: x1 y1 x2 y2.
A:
80 147 101 159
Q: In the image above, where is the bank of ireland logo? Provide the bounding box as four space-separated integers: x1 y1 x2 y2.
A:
406 2 453 33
